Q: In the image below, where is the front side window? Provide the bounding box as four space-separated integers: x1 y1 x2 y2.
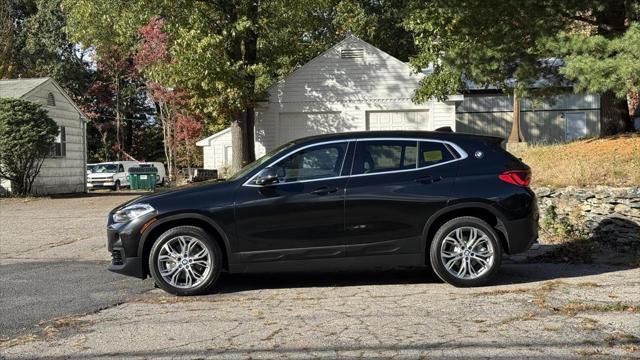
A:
352 140 417 175
119 164 125 173
271 142 347 183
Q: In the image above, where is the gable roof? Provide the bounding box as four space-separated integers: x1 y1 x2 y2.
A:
0 77 88 121
0 78 50 98
266 35 426 103
196 127 231 146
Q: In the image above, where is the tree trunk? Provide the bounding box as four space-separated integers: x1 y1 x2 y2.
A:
230 112 246 173
226 1 259 173
600 90 633 136
508 89 524 143
245 107 255 164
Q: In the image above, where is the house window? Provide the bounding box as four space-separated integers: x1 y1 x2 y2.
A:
47 92 56 106
51 126 66 157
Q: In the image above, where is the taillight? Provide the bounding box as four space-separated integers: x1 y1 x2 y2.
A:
498 170 531 187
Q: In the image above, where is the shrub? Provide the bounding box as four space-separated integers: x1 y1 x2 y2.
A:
0 98 58 195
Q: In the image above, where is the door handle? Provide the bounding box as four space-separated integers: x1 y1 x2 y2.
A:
310 186 339 195
414 175 443 184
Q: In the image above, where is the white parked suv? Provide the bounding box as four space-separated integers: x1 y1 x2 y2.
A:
87 161 138 191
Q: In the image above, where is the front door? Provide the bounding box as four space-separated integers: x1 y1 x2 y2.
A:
345 139 460 256
233 141 351 263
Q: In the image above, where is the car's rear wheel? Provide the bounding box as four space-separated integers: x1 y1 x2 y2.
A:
149 226 222 296
430 216 502 287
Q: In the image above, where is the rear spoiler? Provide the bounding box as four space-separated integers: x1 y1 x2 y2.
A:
435 126 453 132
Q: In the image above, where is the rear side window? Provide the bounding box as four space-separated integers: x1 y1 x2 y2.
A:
352 140 418 175
418 141 455 167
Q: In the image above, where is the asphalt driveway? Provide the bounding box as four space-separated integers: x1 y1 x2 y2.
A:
1 194 639 359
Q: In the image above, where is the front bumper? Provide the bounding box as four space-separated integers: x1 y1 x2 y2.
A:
107 214 152 279
88 181 115 188
108 253 145 278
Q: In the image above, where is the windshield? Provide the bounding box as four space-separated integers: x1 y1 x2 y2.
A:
227 141 297 181
93 164 118 173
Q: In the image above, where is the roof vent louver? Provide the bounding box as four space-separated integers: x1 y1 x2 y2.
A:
47 92 56 106
341 48 364 59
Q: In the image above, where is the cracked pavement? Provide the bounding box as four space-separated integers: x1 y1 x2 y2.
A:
1 194 639 359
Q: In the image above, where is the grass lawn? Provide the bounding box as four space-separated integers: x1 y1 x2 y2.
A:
511 133 640 187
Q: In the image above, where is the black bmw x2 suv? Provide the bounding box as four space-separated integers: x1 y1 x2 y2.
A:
107 131 538 295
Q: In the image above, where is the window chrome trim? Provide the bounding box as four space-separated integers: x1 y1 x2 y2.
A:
242 137 468 187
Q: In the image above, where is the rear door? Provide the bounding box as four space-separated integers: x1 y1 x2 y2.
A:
344 139 462 257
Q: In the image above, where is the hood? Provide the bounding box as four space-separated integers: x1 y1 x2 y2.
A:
88 172 116 178
127 179 234 207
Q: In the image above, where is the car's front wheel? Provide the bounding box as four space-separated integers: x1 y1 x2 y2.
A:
430 216 502 287
149 226 222 296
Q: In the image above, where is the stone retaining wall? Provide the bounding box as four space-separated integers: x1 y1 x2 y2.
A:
534 186 640 252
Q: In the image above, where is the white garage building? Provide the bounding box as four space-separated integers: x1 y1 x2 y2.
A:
198 35 461 171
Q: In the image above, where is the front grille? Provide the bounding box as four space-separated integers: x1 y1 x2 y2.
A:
111 249 124 265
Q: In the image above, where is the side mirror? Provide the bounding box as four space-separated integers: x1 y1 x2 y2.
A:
254 167 279 186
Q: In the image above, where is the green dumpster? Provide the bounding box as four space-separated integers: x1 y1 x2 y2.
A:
128 166 158 191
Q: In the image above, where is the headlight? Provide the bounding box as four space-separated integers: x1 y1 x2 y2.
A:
113 203 155 223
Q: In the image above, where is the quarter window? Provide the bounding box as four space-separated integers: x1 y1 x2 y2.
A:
418 141 455 167
272 142 347 183
352 140 418 175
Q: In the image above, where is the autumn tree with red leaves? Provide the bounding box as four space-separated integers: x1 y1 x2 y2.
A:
136 17 202 181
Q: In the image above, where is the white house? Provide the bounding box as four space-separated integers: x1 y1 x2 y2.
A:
198 35 461 171
196 127 233 171
0 77 88 195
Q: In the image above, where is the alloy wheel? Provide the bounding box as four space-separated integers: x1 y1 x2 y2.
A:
440 226 495 280
157 236 212 289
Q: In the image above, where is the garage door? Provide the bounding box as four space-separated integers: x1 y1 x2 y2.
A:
278 112 343 144
366 110 431 131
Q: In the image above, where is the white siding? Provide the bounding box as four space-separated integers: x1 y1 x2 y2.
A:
199 129 233 171
23 81 86 194
278 112 343 144
270 37 420 103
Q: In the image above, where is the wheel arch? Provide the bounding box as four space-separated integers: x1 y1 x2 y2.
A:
138 213 231 277
422 203 510 256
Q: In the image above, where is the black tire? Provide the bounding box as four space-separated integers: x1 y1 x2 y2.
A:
430 216 502 287
112 180 121 191
148 226 222 296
